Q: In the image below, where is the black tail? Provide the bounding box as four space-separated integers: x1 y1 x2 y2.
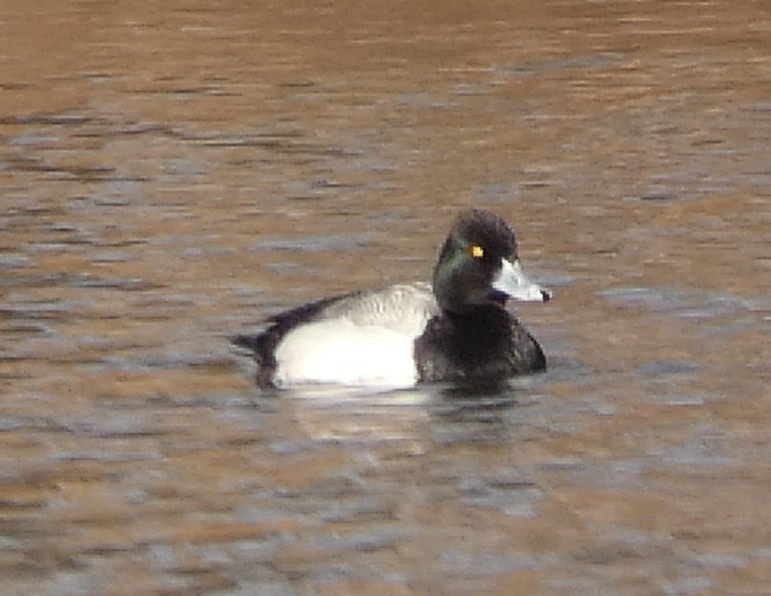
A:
231 333 261 352
231 332 277 387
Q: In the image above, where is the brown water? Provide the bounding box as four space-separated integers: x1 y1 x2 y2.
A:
2 0 770 594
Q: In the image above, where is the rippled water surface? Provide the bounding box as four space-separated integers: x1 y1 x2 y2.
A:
2 0 770 593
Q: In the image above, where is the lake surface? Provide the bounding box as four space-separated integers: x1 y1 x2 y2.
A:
1 0 770 594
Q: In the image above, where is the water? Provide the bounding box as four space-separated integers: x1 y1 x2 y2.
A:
1 0 770 593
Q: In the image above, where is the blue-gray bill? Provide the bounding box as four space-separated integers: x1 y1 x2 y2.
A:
491 258 552 303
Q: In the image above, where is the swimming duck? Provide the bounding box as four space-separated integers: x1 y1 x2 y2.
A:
233 208 551 388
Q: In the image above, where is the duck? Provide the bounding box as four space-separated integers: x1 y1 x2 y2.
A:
232 208 551 388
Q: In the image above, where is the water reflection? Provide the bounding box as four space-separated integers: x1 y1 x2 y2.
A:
268 382 532 446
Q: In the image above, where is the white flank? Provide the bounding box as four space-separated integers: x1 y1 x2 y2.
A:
272 282 437 388
274 320 418 387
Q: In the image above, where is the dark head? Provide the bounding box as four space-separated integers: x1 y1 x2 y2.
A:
432 209 551 313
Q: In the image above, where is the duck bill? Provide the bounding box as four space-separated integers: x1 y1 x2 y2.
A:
492 258 552 303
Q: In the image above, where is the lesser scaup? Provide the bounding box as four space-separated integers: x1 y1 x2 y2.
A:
233 208 551 388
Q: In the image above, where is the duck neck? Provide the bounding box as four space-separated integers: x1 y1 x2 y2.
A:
445 304 511 332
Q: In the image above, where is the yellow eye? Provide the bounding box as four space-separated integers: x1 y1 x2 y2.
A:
470 245 484 259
